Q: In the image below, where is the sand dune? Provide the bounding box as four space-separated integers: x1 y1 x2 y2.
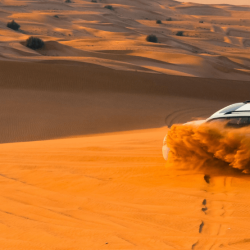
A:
0 0 250 249
226 28 250 38
0 59 249 249
0 60 234 143
173 3 231 16
2 127 250 249
243 39 250 47
0 128 200 249
0 0 248 79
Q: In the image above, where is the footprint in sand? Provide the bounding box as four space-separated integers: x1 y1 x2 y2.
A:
202 199 208 213
201 207 207 213
191 241 199 250
204 175 210 184
199 221 205 233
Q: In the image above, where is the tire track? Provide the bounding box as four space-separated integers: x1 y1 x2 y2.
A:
199 221 205 233
191 175 235 250
164 107 212 127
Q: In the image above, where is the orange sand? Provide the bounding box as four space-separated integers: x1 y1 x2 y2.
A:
0 0 250 80
2 128 250 250
1 0 250 249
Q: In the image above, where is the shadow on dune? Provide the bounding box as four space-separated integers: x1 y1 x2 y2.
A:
0 60 249 143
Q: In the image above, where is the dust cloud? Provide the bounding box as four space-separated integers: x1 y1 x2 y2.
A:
165 122 250 174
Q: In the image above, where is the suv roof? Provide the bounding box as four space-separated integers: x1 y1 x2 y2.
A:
207 102 250 121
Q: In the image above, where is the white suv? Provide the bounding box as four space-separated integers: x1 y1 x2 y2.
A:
162 101 250 160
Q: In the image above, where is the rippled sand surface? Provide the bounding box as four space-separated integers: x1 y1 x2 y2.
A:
0 0 250 80
1 0 250 249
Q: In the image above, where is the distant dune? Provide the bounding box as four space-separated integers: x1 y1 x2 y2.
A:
1 59 250 143
179 0 250 5
0 0 249 80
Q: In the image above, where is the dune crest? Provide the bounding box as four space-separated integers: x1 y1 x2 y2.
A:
0 0 249 80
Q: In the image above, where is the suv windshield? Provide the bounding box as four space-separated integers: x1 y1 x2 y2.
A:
208 117 250 128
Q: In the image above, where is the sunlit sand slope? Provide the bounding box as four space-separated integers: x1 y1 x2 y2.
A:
1 128 250 249
0 0 250 80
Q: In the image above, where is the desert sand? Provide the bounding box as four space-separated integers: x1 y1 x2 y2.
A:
3 127 250 250
1 0 250 249
0 0 250 79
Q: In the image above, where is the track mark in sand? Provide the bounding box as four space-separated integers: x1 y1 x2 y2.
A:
192 176 234 248
164 107 211 127
0 209 38 222
216 224 222 236
208 243 215 250
191 241 199 250
193 177 235 249
199 221 204 233
202 199 208 213
164 108 189 126
220 205 225 217
204 175 210 184
0 173 27 185
116 235 137 247
201 207 208 213
229 238 250 246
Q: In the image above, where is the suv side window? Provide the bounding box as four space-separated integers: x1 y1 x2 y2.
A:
208 117 250 128
227 117 250 128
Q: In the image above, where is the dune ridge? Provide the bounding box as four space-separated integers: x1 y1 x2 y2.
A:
1 59 250 143
0 0 249 79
